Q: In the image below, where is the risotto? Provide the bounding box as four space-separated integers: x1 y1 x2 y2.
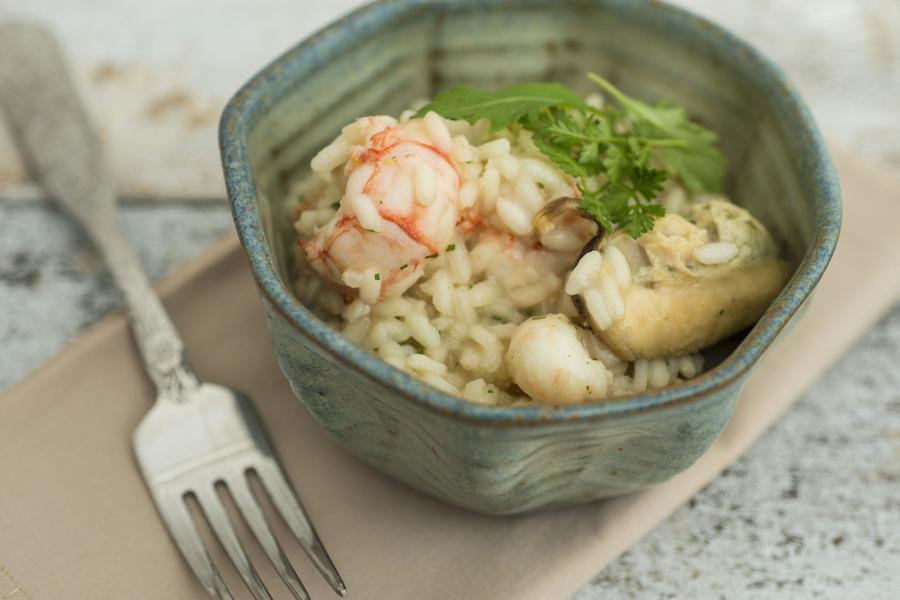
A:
286 76 788 406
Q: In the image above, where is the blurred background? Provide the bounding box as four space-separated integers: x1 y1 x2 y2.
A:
1 1 898 598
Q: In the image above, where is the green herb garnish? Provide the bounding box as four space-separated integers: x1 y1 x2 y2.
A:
425 252 439 259
330 201 340 209
399 263 409 270
415 82 585 131
416 73 725 238
374 273 381 281
445 243 456 252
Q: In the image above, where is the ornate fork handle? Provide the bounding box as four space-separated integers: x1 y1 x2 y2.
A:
0 22 197 399
85 208 200 399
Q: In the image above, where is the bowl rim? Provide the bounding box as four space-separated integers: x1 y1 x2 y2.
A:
220 0 841 427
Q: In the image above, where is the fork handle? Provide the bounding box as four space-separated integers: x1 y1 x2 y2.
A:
87 211 200 398
0 21 198 398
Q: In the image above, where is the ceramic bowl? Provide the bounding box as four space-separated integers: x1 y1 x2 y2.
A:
220 0 840 514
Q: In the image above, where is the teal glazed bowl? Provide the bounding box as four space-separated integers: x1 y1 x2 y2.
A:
220 0 840 514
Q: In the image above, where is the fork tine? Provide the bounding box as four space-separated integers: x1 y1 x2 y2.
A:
227 474 311 600
196 488 273 600
255 462 348 596
157 494 234 599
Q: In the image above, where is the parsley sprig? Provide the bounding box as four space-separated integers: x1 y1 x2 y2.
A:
415 73 725 238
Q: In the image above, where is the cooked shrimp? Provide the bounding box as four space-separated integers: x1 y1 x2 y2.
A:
305 117 461 303
505 314 609 404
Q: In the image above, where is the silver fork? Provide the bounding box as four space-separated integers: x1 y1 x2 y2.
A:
0 21 346 600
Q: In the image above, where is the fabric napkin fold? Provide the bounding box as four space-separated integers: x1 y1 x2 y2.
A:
1 149 898 600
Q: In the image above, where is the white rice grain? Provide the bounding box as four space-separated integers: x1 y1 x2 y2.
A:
514 176 544 212
510 279 557 309
405 313 441 349
463 378 497 405
451 134 474 163
663 186 688 215
341 298 372 321
488 322 518 339
458 343 483 372
517 129 544 158
447 238 471 284
484 302 522 324
371 297 412 318
407 353 448 375
583 288 613 329
453 288 478 324
414 163 436 206
431 316 453 331
476 138 511 161
694 242 738 265
649 358 671 388
632 359 649 392
375 340 405 362
428 270 454 316
459 181 479 208
496 196 533 235
520 158 568 190
461 161 483 181
424 111 453 153
497 154 520 179
469 325 503 373
603 245 632 287
358 267 382 305
385 355 407 370
310 135 349 174
585 93 604 109
468 280 500 307
612 374 633 396
679 355 698 378
540 227 584 252
584 332 626 373
599 274 625 321
668 357 681 378
565 251 603 295
478 166 501 212
316 207 337 225
421 373 459 395
370 317 411 344
295 210 319 238
348 192 383 232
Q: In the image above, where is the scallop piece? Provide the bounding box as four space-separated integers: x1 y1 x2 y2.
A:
505 314 609 404
573 199 789 360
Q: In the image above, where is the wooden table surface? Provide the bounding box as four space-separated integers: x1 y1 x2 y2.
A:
1 1 898 598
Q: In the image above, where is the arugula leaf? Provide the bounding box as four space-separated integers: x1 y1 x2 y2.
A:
414 83 586 131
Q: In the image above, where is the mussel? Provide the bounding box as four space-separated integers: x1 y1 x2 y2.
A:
560 198 790 361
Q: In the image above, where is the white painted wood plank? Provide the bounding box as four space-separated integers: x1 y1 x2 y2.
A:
0 0 897 200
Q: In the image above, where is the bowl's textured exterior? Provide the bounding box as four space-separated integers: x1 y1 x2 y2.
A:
220 0 840 514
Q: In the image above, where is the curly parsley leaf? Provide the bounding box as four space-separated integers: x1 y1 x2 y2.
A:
414 82 586 131
587 73 725 193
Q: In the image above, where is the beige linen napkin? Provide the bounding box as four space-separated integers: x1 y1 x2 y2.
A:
1 149 898 600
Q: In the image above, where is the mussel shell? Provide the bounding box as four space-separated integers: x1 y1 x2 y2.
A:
569 230 605 328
